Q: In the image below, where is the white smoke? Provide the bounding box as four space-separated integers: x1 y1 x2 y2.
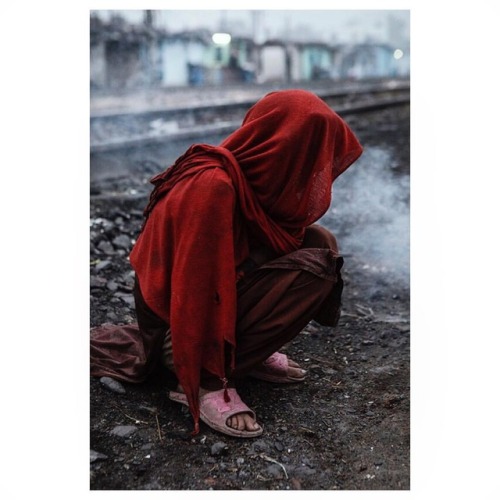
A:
320 146 410 287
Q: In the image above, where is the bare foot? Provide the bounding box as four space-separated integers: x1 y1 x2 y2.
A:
249 353 307 383
179 386 261 433
226 412 261 432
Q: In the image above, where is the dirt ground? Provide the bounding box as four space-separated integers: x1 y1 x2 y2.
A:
89 104 410 490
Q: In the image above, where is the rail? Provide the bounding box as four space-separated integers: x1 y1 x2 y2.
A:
90 81 410 154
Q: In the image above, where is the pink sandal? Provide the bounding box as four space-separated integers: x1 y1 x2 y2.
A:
169 388 263 438
249 352 307 383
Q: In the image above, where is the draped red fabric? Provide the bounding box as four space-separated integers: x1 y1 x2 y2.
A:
129 90 363 432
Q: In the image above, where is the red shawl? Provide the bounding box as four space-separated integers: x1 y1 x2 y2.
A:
129 90 363 433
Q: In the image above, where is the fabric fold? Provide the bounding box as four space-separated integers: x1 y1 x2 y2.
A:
92 90 363 432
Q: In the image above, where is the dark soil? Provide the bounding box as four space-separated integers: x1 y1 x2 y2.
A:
89 104 410 490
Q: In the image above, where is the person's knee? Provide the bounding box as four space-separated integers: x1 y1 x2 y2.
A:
302 224 339 252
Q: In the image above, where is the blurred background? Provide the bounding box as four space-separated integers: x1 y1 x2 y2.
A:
90 9 409 91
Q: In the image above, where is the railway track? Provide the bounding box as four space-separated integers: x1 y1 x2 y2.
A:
90 80 410 155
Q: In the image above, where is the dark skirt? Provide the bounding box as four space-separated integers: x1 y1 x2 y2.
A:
90 225 344 384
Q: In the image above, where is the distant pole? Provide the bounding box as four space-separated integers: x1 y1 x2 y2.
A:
284 15 291 83
144 10 154 27
143 10 155 87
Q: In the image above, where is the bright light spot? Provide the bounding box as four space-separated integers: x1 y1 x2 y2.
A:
393 49 404 60
212 33 231 45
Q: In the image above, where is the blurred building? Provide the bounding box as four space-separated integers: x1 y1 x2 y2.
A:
90 10 409 90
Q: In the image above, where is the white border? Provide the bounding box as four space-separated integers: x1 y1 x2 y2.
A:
3 1 499 498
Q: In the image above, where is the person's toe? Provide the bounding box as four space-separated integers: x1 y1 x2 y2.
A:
226 414 242 430
237 415 247 431
244 414 260 431
287 359 307 378
226 413 260 432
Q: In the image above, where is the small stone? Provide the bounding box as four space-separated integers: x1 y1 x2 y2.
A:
110 425 137 438
143 479 162 490
90 450 108 463
274 441 284 452
323 368 338 375
121 271 136 288
97 240 115 255
95 260 112 271
362 339 375 346
266 464 284 479
112 234 132 250
100 376 126 394
251 440 270 454
106 312 119 322
106 280 118 292
238 470 249 479
204 477 217 487
118 294 135 307
292 465 316 478
90 276 107 288
210 442 228 456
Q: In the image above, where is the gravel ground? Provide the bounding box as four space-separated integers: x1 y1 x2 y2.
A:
89 99 410 490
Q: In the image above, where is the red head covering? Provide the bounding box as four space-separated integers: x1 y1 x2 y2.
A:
143 90 362 253
222 89 362 228
131 90 362 432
